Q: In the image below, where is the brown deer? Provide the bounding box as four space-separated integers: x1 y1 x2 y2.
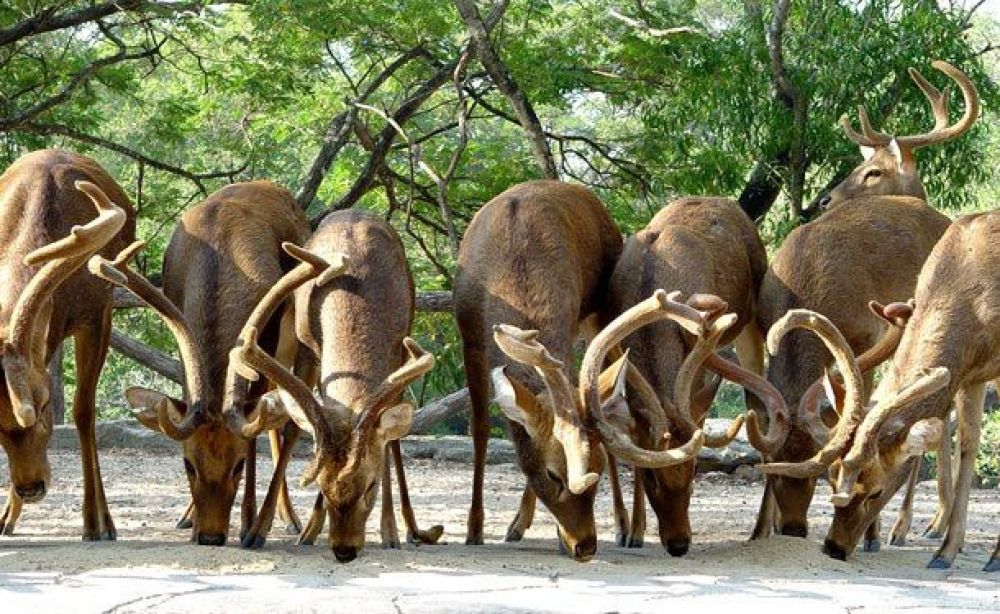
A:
0 149 133 540
225 210 443 562
755 60 977 546
456 181 723 559
605 197 775 554
762 210 1000 571
88 181 307 546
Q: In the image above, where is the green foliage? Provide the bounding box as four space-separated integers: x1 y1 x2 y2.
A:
978 409 1000 488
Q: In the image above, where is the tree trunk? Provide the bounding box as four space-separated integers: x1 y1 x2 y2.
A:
48 343 65 425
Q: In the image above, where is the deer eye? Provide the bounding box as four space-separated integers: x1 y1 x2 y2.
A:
183 458 196 476
863 168 882 182
546 469 565 494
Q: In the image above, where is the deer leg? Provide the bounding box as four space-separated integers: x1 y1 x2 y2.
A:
74 322 115 541
925 415 955 538
929 383 985 569
269 429 301 534
606 452 630 547
241 423 302 549
890 458 921 546
239 438 258 542
389 439 443 545
379 444 400 548
464 343 489 545
271 308 303 534
296 493 325 546
751 477 777 540
0 487 22 535
863 516 881 552
504 485 536 542
986 535 1000 572
627 465 646 548
175 499 195 530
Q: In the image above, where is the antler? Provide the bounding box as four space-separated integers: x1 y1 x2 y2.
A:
796 300 913 447
224 243 348 440
493 324 597 493
88 240 212 440
831 367 950 506
757 310 864 478
354 337 436 435
704 352 789 455
2 181 127 428
841 61 979 150
581 290 727 468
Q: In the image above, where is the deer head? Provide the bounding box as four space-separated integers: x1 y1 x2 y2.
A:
225 244 435 562
88 241 252 545
493 290 740 559
757 308 950 559
820 61 979 209
0 181 126 503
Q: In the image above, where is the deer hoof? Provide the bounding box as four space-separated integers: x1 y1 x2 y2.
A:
927 555 953 569
889 533 906 547
984 557 999 572
176 517 194 530
863 538 881 553
627 535 644 549
241 533 266 550
412 525 444 545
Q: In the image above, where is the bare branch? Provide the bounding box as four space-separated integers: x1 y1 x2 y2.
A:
608 8 704 38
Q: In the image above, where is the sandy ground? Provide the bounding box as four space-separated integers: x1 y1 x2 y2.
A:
0 449 998 613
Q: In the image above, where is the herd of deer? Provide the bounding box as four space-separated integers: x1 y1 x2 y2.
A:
0 61 997 573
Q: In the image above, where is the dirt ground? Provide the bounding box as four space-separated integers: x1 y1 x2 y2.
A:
1 449 998 613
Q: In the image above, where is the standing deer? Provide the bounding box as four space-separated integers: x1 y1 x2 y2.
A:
226 210 443 562
755 60 976 546
88 181 306 546
762 210 1000 571
456 181 719 559
0 149 133 540
606 197 775 554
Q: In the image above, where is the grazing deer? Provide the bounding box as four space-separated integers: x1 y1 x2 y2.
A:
762 210 1000 571
0 149 133 540
88 181 307 546
456 181 721 559
226 210 443 563
605 197 772 554
755 60 977 545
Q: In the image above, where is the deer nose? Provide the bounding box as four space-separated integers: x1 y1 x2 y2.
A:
573 536 597 561
197 532 227 546
333 546 358 563
14 481 46 502
823 539 848 561
780 523 808 538
666 538 690 557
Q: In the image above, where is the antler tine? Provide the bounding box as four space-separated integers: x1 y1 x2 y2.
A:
355 337 436 435
908 67 950 131
89 242 214 439
831 367 950 506
840 110 891 148
582 290 721 469
758 309 864 478
673 311 737 421
895 61 980 150
704 352 790 455
857 105 894 144
224 243 346 440
493 324 576 421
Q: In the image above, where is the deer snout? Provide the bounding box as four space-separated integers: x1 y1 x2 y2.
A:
333 545 359 563
14 480 46 503
573 535 597 561
196 532 227 546
823 539 848 561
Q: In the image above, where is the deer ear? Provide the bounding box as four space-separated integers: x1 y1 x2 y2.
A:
491 366 551 439
597 351 630 402
888 139 904 166
126 387 186 433
375 402 413 443
860 145 876 161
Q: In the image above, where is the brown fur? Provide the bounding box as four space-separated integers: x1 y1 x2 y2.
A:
823 211 1000 568
454 180 622 558
0 149 135 539
607 197 766 554
757 196 950 537
128 181 309 545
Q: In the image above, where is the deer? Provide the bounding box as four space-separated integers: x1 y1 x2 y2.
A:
753 60 977 548
455 180 733 560
0 149 133 540
761 210 1000 571
222 209 444 562
87 181 308 547
604 196 776 555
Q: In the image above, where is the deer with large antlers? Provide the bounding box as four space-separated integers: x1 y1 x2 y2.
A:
0 149 133 539
227 209 443 562
456 181 733 559
754 60 977 546
605 197 780 555
763 211 1000 571
88 181 307 546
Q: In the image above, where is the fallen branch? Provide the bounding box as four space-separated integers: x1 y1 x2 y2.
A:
411 387 471 434
109 329 183 383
